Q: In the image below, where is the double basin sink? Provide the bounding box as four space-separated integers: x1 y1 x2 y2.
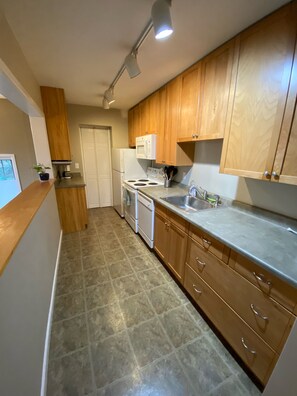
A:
161 194 216 213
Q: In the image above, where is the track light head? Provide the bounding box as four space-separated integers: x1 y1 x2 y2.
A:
105 87 115 104
124 52 141 79
151 0 173 40
102 97 110 109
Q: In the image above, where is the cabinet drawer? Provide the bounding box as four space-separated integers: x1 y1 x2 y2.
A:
229 251 297 315
184 264 277 385
189 224 229 263
155 202 167 218
187 239 295 353
168 210 188 232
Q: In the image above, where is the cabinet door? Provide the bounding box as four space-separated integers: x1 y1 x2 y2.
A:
167 222 187 282
133 105 140 141
139 100 149 135
178 63 201 142
40 86 71 161
148 91 159 134
220 3 297 180
156 86 167 164
198 39 237 141
56 187 88 233
164 77 182 165
154 210 169 262
128 108 135 147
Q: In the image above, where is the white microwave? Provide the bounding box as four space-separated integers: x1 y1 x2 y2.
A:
136 134 157 160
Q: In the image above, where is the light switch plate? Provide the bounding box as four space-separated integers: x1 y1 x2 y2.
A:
75 162 79 169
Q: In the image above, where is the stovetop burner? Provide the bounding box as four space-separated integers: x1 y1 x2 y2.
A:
138 179 149 182
127 179 136 182
134 183 146 186
148 182 158 185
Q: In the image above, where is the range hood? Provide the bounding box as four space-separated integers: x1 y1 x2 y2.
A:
52 160 72 165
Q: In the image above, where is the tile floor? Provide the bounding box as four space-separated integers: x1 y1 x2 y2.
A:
47 207 261 396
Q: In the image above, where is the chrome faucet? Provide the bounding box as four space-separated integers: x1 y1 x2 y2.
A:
188 183 208 200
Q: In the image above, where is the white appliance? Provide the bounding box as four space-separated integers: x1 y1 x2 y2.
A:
112 148 149 217
136 134 157 160
123 167 163 239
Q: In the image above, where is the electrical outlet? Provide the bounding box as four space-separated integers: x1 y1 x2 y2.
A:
75 162 79 169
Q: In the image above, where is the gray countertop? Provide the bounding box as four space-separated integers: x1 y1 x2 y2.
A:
139 184 297 289
55 174 86 189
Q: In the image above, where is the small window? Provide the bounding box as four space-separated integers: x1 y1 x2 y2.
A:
0 154 22 208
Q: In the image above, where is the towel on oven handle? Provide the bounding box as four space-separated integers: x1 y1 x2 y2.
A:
124 188 131 206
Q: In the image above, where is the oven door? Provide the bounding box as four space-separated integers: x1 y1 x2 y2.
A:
123 183 138 233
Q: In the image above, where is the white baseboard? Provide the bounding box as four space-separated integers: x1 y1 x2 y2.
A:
40 230 63 396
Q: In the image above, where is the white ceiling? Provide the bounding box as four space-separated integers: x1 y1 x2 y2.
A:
0 0 289 110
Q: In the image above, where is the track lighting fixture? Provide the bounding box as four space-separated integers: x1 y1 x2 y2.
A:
151 0 173 40
101 0 174 109
124 52 141 79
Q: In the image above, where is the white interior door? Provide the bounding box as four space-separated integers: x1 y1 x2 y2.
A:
80 127 112 208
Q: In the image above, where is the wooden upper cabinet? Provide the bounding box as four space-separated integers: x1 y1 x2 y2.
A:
220 2 297 180
178 63 201 142
148 91 159 134
156 86 167 164
139 100 149 135
198 39 238 141
128 105 140 147
128 108 134 147
40 86 71 161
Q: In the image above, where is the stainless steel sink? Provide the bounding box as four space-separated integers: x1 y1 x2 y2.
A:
161 195 214 212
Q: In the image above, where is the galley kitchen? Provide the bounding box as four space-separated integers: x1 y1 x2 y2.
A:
1 1 297 395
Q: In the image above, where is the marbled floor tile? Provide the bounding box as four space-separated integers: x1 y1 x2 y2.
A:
157 263 175 282
47 348 93 396
160 306 202 348
58 258 82 277
123 243 148 258
170 280 190 304
97 372 143 396
82 253 106 271
85 282 117 310
114 228 135 239
208 375 256 396
80 238 101 250
96 226 114 236
49 314 88 359
101 239 121 252
93 217 112 227
108 259 134 279
120 292 155 327
112 274 143 300
98 231 117 243
53 291 85 322
82 243 103 258
91 332 137 389
185 302 211 333
136 268 167 290
56 273 84 296
147 283 182 314
60 248 81 263
104 248 126 264
62 232 80 243
61 239 81 251
87 303 125 342
177 336 232 394
83 267 110 287
139 354 195 396
118 235 140 247
129 255 155 272
128 317 172 367
237 372 261 396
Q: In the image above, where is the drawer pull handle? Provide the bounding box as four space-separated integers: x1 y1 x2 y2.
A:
195 257 206 268
241 337 256 355
252 272 271 286
202 238 212 249
250 304 269 321
193 284 202 295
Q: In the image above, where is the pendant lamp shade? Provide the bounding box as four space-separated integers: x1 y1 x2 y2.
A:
151 0 173 40
125 52 141 79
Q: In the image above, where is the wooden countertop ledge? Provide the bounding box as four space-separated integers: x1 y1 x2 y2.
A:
0 180 55 276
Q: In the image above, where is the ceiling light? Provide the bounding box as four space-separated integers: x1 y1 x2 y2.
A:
124 52 141 79
105 87 115 104
102 97 110 109
151 0 173 40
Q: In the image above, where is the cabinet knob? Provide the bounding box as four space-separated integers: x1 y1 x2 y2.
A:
272 171 279 179
263 171 271 179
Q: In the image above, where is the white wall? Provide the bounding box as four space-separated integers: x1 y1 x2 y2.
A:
177 140 297 219
0 188 61 396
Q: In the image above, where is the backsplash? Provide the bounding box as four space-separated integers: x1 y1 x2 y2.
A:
176 140 297 220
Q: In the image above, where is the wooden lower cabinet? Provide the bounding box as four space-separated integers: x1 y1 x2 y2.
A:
184 264 277 385
154 204 187 282
55 187 88 233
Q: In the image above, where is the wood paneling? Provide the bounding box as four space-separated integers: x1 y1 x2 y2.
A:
0 180 55 275
40 86 71 160
55 187 88 233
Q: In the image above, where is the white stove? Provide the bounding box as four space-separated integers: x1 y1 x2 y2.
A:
124 178 163 189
